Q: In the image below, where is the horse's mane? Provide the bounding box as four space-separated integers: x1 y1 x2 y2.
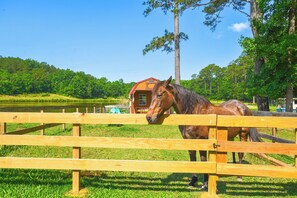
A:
167 83 212 114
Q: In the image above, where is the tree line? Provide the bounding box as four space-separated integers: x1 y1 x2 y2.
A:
0 57 133 99
0 55 295 102
181 54 254 101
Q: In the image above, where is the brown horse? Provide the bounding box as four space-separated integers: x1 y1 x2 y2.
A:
146 76 252 190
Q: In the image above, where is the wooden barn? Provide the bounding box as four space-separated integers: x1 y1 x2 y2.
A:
129 77 159 114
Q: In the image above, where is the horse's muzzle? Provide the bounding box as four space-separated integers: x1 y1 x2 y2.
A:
146 114 158 124
146 115 152 123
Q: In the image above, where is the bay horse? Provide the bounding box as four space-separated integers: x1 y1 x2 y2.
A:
146 76 252 190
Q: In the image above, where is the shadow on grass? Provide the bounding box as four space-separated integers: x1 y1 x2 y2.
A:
0 169 296 197
217 179 297 197
82 172 195 192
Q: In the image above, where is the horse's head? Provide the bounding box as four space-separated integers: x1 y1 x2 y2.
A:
146 76 175 124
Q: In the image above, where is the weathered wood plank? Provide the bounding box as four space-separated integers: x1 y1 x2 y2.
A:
253 111 297 117
0 157 216 173
253 153 292 167
0 113 217 126
259 132 294 144
217 141 297 155
217 163 297 179
218 115 297 128
0 135 216 151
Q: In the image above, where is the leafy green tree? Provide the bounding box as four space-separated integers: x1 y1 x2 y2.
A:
196 64 222 98
0 56 134 99
0 69 13 95
241 0 297 111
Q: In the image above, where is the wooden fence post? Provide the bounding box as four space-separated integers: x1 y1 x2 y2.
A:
93 106 96 113
40 110 45 135
295 128 297 168
202 126 228 198
62 109 66 130
216 127 228 163
72 124 81 193
272 128 277 143
203 126 219 198
0 122 6 134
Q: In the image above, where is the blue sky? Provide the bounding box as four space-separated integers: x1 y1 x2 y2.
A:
0 0 252 83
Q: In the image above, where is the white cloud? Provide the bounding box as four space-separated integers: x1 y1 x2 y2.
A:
229 22 249 32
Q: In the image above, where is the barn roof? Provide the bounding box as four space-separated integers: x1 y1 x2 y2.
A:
129 77 159 95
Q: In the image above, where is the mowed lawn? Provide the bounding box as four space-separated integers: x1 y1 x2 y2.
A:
0 123 296 198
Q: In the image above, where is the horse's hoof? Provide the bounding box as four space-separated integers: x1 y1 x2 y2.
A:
237 177 243 182
188 176 198 188
200 184 208 191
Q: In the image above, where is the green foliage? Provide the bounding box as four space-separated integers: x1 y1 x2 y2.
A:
201 0 249 31
142 0 189 55
0 57 134 99
182 54 254 101
143 30 188 55
240 0 297 99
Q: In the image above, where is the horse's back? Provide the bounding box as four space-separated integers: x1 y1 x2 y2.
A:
219 99 252 116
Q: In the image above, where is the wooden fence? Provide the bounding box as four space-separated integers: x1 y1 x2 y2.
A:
0 112 297 197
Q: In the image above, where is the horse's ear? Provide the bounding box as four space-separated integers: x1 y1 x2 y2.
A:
164 76 172 87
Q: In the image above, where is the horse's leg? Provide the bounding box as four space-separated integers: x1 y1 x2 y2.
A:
199 150 208 190
188 150 198 187
237 152 244 181
237 129 248 182
232 152 236 163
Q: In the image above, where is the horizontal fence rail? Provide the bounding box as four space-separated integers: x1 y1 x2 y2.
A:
0 112 297 197
217 163 297 179
0 135 216 151
218 115 297 128
0 157 216 173
217 141 297 155
0 112 217 126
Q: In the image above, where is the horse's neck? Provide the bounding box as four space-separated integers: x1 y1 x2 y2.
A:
172 88 214 114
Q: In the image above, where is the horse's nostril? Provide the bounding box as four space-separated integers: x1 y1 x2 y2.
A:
146 116 152 123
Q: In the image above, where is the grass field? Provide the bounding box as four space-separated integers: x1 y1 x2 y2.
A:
0 93 126 103
0 123 296 198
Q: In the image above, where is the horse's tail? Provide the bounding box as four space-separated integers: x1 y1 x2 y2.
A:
249 128 263 142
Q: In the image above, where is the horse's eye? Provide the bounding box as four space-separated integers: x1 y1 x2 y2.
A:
157 94 162 98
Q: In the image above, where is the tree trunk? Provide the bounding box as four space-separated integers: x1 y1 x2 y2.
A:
286 84 293 112
286 0 295 112
174 1 181 85
256 96 270 111
250 0 262 37
250 0 270 110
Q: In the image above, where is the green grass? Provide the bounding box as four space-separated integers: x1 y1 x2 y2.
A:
0 93 127 103
0 124 296 197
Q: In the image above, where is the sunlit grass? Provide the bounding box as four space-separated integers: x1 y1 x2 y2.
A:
0 93 127 103
0 124 296 197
